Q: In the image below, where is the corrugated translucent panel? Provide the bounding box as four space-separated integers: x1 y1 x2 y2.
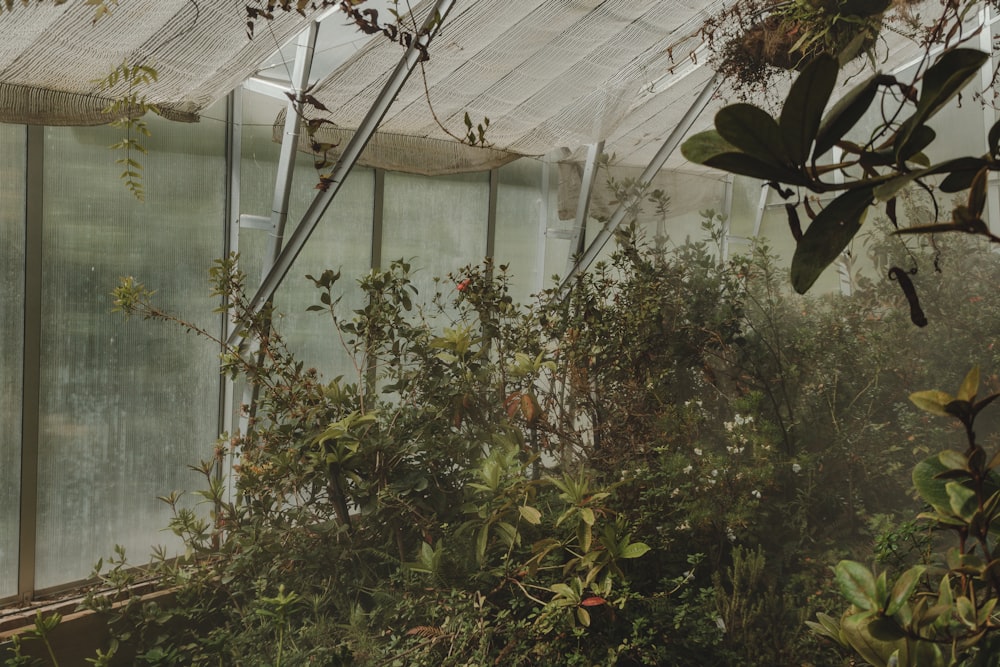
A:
34 113 225 589
0 124 25 599
381 171 489 308
495 158 546 302
238 111 374 380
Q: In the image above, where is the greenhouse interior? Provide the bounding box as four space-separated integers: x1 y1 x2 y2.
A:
5 0 1000 665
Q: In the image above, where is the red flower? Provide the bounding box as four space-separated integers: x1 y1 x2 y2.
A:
457 278 471 292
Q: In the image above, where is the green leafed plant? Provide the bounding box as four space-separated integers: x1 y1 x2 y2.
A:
685 1 999 298
810 367 1000 666
94 61 161 201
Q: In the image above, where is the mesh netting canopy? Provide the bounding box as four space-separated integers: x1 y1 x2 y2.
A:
0 0 932 171
0 1 307 125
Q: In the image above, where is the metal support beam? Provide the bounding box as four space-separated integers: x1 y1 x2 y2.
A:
238 21 318 440
556 73 719 298
536 157 551 293
980 6 1000 233
564 141 604 277
487 168 499 261
18 125 43 603
221 88 242 505
228 0 456 346
751 185 768 239
265 21 319 272
720 175 734 260
372 169 385 271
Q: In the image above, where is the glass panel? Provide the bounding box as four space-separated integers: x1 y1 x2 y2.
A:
382 170 489 312
0 124 25 599
33 110 225 589
496 159 544 304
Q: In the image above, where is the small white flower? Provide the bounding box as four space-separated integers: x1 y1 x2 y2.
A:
751 489 761 499
792 463 802 474
726 528 736 542
671 487 681 497
711 469 719 477
683 465 693 474
694 448 703 456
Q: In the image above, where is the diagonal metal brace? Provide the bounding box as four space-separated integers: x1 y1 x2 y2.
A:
555 72 720 301
227 0 456 347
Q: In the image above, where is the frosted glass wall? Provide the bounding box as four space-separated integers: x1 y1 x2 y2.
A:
382 171 489 311
0 124 25 599
33 114 225 588
239 114 373 381
495 159 545 304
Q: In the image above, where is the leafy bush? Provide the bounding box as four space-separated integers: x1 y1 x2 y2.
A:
10 211 1000 666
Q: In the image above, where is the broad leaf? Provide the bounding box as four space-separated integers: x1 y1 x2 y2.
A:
681 129 737 163
938 157 991 192
909 390 954 416
958 366 980 402
886 565 925 616
705 152 810 184
913 454 952 513
716 103 790 166
781 54 838 165
791 186 874 293
835 560 878 611
896 49 988 152
895 124 936 164
946 481 977 521
519 505 542 525
918 49 989 120
990 118 1000 157
815 74 881 158
619 542 651 559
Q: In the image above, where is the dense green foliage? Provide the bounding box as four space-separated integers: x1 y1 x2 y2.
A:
9 213 1000 665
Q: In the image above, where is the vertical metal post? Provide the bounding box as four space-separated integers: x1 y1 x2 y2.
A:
564 141 604 277
238 22 318 439
372 169 385 271
220 88 242 504
751 186 767 239
263 22 319 273
487 168 498 261
557 73 720 298
721 174 734 261
980 6 1000 233
18 124 43 602
536 157 551 294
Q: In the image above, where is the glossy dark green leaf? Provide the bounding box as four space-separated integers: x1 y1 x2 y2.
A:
840 0 892 16
815 74 880 158
835 560 878 611
705 152 810 184
989 118 1000 157
968 168 989 217
897 49 988 153
716 103 790 166
790 186 874 293
876 157 987 200
680 130 737 164
781 54 838 166
919 49 989 119
886 566 925 617
896 124 936 164
913 454 952 514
